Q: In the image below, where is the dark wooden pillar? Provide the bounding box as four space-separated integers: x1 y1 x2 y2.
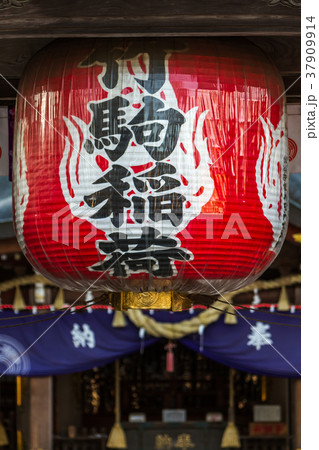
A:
292 379 301 450
29 377 53 450
54 374 82 437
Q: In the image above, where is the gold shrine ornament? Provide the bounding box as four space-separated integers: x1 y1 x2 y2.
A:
110 291 192 311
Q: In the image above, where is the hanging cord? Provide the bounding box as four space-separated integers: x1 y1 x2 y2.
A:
215 299 301 318
209 304 301 327
0 293 109 328
0 297 300 331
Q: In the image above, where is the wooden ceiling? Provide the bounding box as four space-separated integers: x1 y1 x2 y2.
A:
0 0 301 104
0 0 301 38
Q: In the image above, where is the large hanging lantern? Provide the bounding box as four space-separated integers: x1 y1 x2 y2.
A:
13 38 288 309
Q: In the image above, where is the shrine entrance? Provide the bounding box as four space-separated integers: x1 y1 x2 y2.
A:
53 341 294 450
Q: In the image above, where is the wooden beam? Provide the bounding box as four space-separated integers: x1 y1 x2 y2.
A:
0 0 301 38
0 237 22 254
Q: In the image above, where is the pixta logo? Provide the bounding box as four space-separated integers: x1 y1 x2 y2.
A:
52 206 97 250
52 208 251 250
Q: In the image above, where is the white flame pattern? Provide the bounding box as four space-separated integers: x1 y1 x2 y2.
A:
255 114 288 249
13 119 29 252
60 50 214 273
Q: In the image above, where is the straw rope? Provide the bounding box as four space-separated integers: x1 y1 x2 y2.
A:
0 272 300 294
126 299 228 339
230 274 301 294
0 274 54 291
126 275 301 338
0 273 301 339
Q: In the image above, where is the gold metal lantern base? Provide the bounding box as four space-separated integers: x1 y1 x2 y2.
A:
110 291 192 311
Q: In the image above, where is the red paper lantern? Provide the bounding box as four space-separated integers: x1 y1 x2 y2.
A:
13 38 288 298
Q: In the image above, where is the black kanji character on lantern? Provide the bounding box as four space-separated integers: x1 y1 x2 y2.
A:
148 192 185 226
129 96 185 161
123 44 168 94
80 44 124 90
90 249 190 277
131 163 184 225
124 248 191 276
97 227 178 252
131 192 185 226
88 97 132 161
84 165 131 227
90 227 192 277
80 41 186 94
133 162 181 193
131 196 145 224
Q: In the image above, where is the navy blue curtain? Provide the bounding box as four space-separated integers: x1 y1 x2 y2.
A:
0 308 300 377
179 311 301 378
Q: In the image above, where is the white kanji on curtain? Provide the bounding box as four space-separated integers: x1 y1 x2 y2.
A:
247 321 273 351
71 323 96 349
